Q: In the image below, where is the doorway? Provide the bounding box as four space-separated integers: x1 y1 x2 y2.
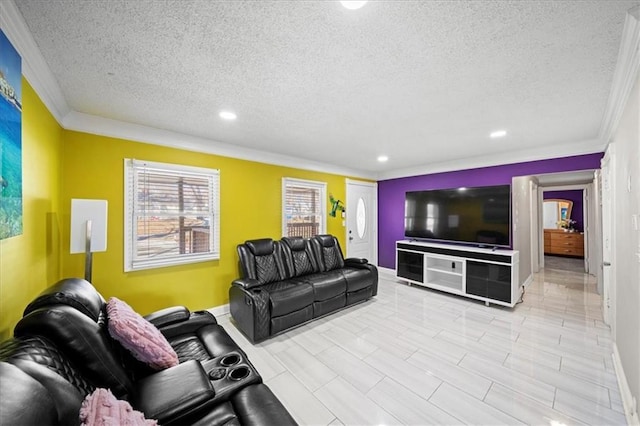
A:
541 187 589 274
533 171 598 278
345 179 377 264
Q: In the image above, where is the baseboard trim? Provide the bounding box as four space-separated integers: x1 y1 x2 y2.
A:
207 303 230 317
612 343 639 425
378 266 397 279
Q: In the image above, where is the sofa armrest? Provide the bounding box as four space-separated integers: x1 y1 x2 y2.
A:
343 260 379 297
155 310 218 339
229 285 270 343
144 306 190 328
232 278 262 290
132 360 215 424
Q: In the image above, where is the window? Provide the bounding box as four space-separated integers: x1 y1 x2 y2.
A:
282 178 326 238
124 159 220 272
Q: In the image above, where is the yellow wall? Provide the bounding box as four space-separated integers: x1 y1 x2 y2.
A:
61 130 358 315
0 79 63 340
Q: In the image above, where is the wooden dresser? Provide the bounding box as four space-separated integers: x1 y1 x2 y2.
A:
544 229 584 257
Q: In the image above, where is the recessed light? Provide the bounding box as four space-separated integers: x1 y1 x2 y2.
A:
377 155 388 162
219 111 237 120
340 1 368 10
490 130 507 138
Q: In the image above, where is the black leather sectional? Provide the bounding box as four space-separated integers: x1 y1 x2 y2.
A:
0 278 296 426
230 234 378 343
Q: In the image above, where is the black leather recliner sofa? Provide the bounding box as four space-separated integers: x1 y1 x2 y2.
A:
0 278 296 426
230 234 378 343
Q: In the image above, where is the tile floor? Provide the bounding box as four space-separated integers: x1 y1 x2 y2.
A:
217 267 625 425
544 255 587 274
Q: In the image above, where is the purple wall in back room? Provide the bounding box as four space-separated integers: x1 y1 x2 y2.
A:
543 190 585 231
377 153 603 269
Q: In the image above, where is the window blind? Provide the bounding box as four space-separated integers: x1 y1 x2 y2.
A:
282 178 326 238
124 159 220 271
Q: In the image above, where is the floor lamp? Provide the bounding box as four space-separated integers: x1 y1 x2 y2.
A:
70 199 108 282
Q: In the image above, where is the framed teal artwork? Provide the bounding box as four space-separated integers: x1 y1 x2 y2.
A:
0 28 22 240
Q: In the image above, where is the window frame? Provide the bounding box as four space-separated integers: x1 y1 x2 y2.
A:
282 177 327 238
124 158 220 272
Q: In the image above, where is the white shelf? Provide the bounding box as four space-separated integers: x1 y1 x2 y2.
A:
426 266 462 276
426 272 463 291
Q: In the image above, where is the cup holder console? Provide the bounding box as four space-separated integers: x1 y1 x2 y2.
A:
228 366 250 381
220 354 240 367
208 368 226 381
201 352 261 403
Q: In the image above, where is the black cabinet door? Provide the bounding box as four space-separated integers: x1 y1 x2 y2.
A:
486 264 512 302
487 279 511 303
397 250 424 283
466 261 511 302
466 275 487 297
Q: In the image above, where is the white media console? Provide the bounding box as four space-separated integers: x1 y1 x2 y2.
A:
396 240 521 307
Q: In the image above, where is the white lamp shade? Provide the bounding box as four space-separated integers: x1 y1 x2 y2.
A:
70 199 108 253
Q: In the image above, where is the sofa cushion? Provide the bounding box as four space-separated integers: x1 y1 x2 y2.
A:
254 255 280 284
0 362 58 426
238 239 287 285
281 237 317 277
79 388 157 426
107 297 179 370
296 271 346 301
261 281 314 318
232 384 297 426
313 294 346 318
289 247 315 276
167 324 242 362
15 306 134 397
270 305 314 336
24 278 105 322
246 238 276 256
190 401 239 426
347 286 374 305
312 235 345 271
342 267 373 292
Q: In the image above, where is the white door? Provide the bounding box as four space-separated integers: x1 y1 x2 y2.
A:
582 187 589 274
601 147 615 331
593 171 604 295
345 179 377 264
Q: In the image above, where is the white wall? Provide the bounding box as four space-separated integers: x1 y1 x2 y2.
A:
512 175 534 285
611 70 640 419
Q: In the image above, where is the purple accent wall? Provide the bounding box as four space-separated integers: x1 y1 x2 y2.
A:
378 153 603 269
544 190 585 231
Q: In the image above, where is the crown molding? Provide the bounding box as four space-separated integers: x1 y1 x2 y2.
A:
376 138 605 181
0 0 70 123
2 0 375 180
599 6 640 145
3 0 631 182
63 111 377 180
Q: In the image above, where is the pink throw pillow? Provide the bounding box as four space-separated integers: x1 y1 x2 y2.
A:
107 297 179 370
79 388 157 426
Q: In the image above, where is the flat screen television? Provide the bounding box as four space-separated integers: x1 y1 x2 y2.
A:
404 185 511 247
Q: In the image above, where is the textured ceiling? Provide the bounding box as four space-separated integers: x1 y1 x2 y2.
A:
14 0 638 177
